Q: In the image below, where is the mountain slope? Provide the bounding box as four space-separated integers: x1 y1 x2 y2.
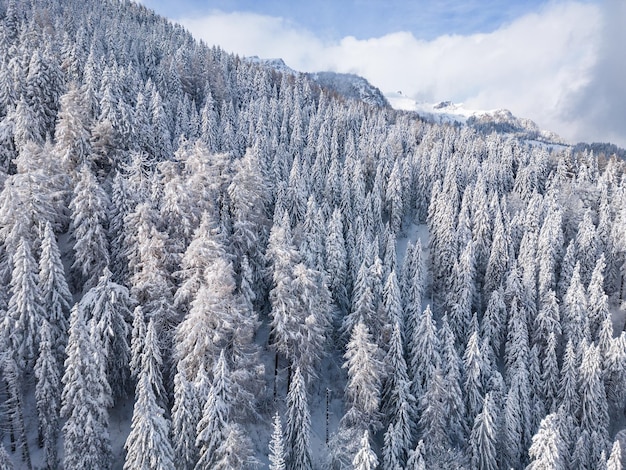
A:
0 1 625 470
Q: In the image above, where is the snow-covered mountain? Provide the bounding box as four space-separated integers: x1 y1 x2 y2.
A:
306 71 389 108
388 92 566 145
245 57 389 108
245 56 297 75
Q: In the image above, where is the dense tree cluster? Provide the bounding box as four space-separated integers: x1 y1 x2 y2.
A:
0 0 625 468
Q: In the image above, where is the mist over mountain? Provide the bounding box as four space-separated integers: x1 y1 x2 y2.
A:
0 0 625 469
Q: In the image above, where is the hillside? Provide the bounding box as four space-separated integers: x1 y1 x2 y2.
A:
0 0 625 469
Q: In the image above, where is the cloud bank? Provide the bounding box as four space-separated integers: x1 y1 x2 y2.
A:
179 1 626 147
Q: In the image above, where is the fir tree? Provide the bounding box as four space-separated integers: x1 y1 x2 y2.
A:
382 423 403 470
124 319 174 470
69 165 110 290
481 288 507 361
419 364 449 457
2 357 30 468
578 343 609 457
588 254 610 341
381 322 415 461
3 236 43 371
0 443 13 470
61 305 113 470
285 367 312 470
541 332 560 412
38 221 72 362
269 412 286 470
352 430 378 470
464 327 486 425
470 392 498 470
527 413 566 470
607 440 622 470
559 339 580 418
195 350 231 470
440 314 468 445
211 424 256 470
34 320 61 470
325 208 349 314
406 440 427 470
562 263 590 347
129 305 147 380
80 268 132 402
171 365 199 470
410 304 440 400
343 320 383 432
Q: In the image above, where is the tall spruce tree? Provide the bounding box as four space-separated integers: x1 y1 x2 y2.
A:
124 319 174 470
285 367 312 470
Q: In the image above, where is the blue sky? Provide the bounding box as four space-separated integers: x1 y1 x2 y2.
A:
141 0 548 40
139 0 626 148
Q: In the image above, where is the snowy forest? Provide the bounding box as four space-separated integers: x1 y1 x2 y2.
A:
0 0 625 469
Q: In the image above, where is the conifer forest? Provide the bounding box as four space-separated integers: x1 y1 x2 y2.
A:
0 0 625 469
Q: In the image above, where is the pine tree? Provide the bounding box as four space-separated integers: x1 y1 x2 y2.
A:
562 263 590 347
3 236 44 371
410 304 440 399
211 424 256 470
0 442 13 470
578 343 609 458
173 211 226 313
171 365 199 470
61 305 113 470
69 165 110 290
527 413 566 470
541 332 560 412
588 255 610 341
269 412 286 470
559 339 580 417
481 289 507 360
129 306 147 380
419 364 449 457
195 350 231 470
80 268 132 402
175 256 245 378
440 314 467 445
54 83 92 171
406 440 427 470
470 392 498 470
382 423 403 470
39 221 72 362
352 430 378 470
382 270 403 338
124 319 174 470
381 322 415 460
325 208 349 314
343 320 383 432
464 327 486 425
285 367 312 470
227 145 270 273
34 320 61 470
607 440 622 470
447 240 475 345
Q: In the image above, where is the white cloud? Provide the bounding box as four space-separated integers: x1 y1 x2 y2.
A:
179 2 626 147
